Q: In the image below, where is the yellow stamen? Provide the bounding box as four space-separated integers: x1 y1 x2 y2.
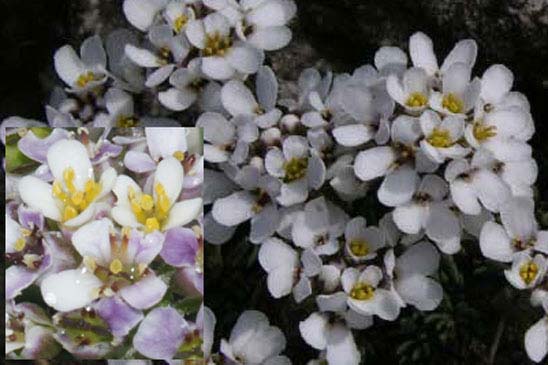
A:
519 261 539 285
350 282 375 300
442 93 464 114
173 14 189 33
155 183 171 219
473 122 497 142
349 239 369 257
109 259 123 275
283 157 308 183
83 256 97 273
63 206 79 222
63 167 76 193
203 32 232 57
14 238 26 252
76 71 97 88
20 228 32 236
116 116 138 128
427 127 453 148
140 194 154 211
145 217 160 233
405 92 428 108
173 151 185 161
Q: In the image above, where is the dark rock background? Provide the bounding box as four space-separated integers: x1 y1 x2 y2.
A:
2 0 548 364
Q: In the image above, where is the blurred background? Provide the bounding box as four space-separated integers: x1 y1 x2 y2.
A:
2 0 548 364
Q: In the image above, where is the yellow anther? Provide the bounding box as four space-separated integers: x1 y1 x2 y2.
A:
128 186 137 200
145 217 160 233
405 92 428 108
140 194 154 211
83 256 97 273
14 238 26 252
427 128 453 148
116 116 138 128
109 259 123 274
52 180 66 200
174 14 189 33
76 71 96 88
20 228 32 237
63 167 76 193
442 93 464 114
173 151 185 161
203 32 232 57
349 239 370 257
71 191 84 206
473 122 497 142
155 183 171 217
350 282 375 301
283 157 308 183
63 206 79 222
519 261 539 285
22 254 40 269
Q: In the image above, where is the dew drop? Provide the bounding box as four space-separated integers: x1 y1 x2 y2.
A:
45 292 57 305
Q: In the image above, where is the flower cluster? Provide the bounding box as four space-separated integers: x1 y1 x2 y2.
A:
203 32 547 364
5 127 204 360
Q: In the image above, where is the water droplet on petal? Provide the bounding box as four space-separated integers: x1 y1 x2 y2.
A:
45 292 57 305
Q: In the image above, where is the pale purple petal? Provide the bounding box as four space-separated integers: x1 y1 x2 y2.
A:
17 129 70 163
6 255 51 300
119 274 168 309
175 267 203 296
124 151 157 173
94 296 144 338
133 307 188 359
20 325 61 359
91 140 124 164
160 227 199 267
130 230 165 265
18 206 45 231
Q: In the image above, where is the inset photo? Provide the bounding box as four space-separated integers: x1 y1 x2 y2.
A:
5 127 203 360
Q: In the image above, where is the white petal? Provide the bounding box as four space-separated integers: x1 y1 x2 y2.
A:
248 26 292 51
396 275 443 311
332 124 374 147
374 46 407 71
441 39 477 72
479 221 513 262
481 64 513 104
125 44 160 67
123 0 168 31
202 56 235 80
18 176 61 221
40 269 102 312
378 165 418 207
154 156 184 208
473 169 511 213
500 197 537 240
354 146 395 181
221 80 258 117
525 317 548 363
299 312 328 350
397 241 440 276
326 324 361 365
425 204 461 254
226 45 264 75
71 219 112 266
393 203 428 235
196 112 235 145
54 45 85 86
47 139 93 191
212 191 255 226
267 267 295 298
164 198 203 229
451 179 481 215
145 127 188 161
409 32 438 76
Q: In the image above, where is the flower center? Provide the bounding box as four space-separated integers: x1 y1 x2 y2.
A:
427 127 453 148
157 47 172 66
173 14 189 33
203 32 232 57
116 115 138 128
173 150 186 161
6 314 25 344
350 282 375 301
283 157 308 183
472 122 497 142
128 183 171 233
405 92 428 108
179 329 203 353
349 239 370 257
76 71 101 88
442 93 464 114
52 167 101 222
55 308 113 346
519 261 539 285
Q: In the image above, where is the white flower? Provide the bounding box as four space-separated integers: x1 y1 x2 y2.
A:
159 59 222 112
186 12 264 80
220 310 289 365
125 25 190 87
163 0 196 34
291 197 348 255
384 242 443 311
504 252 546 290
444 156 512 215
387 67 430 112
258 237 321 302
18 139 116 227
265 136 326 206
212 165 281 243
409 31 477 79
343 217 385 261
54 36 108 92
221 66 282 128
480 197 548 262
235 0 296 51
93 88 137 128
342 266 401 321
419 110 469 164
299 313 361 365
112 156 202 232
326 154 369 202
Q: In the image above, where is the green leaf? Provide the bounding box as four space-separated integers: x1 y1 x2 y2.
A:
5 142 36 173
